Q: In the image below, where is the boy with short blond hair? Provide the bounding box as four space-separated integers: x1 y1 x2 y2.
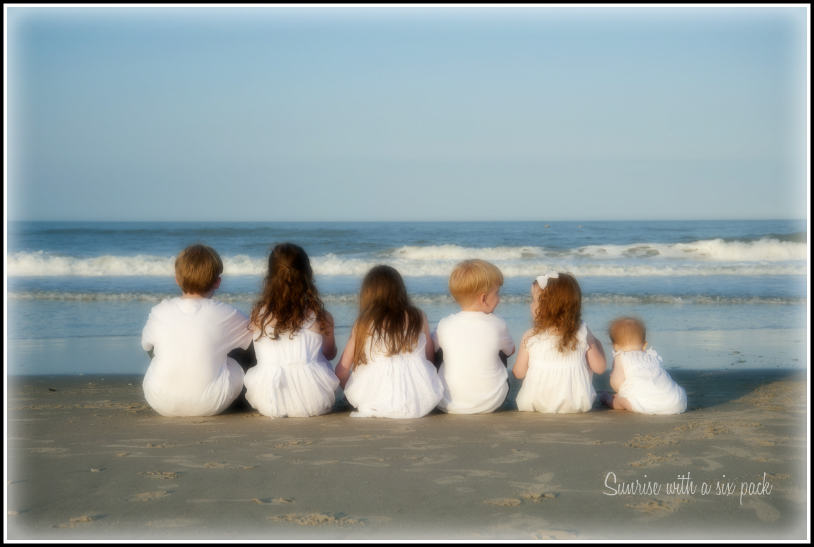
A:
142 244 253 417
433 259 515 414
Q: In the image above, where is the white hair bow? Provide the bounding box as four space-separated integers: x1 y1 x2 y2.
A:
536 271 559 290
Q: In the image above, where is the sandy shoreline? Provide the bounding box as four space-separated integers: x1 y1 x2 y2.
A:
6 369 808 540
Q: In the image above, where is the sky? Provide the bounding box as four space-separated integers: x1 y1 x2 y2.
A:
5 6 809 222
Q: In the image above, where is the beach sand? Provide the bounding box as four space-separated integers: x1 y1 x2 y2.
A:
6 367 808 540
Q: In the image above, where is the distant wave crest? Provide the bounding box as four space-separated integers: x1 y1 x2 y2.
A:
7 236 807 278
7 290 805 306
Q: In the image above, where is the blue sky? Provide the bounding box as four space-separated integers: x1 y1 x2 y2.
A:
6 7 808 221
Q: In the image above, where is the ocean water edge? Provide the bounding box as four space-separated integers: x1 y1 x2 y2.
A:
7 220 808 375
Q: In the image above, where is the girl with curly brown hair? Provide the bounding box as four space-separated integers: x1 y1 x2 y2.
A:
243 243 339 418
511 272 606 413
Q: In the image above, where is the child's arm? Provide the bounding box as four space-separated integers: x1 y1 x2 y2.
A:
586 327 607 362
511 329 534 379
499 318 515 358
609 355 626 391
334 324 356 389
314 311 337 361
585 327 606 374
420 310 435 362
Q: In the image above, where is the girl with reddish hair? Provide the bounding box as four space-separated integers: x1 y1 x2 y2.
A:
512 272 607 413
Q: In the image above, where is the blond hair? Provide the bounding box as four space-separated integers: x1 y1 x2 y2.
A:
448 259 504 307
608 316 646 347
175 244 223 295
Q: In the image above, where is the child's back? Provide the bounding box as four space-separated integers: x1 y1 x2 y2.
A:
343 329 443 419
245 312 339 418
614 348 687 414
142 297 252 417
243 243 339 419
515 321 594 413
336 265 444 419
512 272 606 414
436 311 514 414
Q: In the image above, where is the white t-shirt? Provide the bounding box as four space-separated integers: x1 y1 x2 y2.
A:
141 297 253 416
434 311 515 414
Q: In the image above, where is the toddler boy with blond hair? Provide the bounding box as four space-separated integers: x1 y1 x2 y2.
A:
142 244 253 416
433 259 515 414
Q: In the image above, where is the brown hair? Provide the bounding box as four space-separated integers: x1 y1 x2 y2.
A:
449 259 504 307
175 244 223 295
531 272 582 353
250 243 329 340
352 265 423 369
608 317 646 347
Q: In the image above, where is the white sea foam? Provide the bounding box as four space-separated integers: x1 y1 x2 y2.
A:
384 238 807 262
7 236 807 278
7 291 805 306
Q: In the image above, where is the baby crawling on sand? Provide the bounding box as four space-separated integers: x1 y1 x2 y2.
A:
599 317 687 415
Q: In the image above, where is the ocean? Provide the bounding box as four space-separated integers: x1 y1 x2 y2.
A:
7 220 808 375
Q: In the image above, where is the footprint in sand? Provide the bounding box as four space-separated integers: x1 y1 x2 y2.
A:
485 498 522 506
409 454 457 467
342 456 389 467
742 499 781 523
53 515 99 528
269 513 359 526
146 471 179 479
127 491 171 502
486 450 539 464
624 498 690 517
253 498 295 505
520 493 556 503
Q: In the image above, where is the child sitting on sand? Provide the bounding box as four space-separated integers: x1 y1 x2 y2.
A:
433 259 515 414
599 317 687 414
336 265 444 418
243 243 339 418
142 244 253 417
513 272 606 413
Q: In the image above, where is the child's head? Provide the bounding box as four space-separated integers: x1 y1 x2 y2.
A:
175 244 223 296
608 316 647 351
250 243 327 340
448 259 504 312
353 265 422 368
531 272 582 352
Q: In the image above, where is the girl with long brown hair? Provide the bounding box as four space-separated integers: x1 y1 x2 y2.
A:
243 243 339 418
511 272 606 413
335 265 444 419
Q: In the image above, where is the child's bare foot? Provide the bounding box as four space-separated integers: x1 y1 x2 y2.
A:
599 390 614 407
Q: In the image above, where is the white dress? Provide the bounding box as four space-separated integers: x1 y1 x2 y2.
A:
243 314 339 418
616 348 687 415
515 321 595 413
142 298 252 417
343 333 444 419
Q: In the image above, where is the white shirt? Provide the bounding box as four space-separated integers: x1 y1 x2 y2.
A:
434 311 515 414
142 297 253 416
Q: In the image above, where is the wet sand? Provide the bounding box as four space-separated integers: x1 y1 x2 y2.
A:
6 368 808 540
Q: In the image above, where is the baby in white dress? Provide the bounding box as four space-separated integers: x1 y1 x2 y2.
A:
513 272 607 413
243 243 339 418
335 265 444 419
599 317 687 415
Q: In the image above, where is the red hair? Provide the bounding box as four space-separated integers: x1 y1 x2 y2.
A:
532 272 582 352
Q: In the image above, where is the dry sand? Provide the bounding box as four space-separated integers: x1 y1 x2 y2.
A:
5 369 808 540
